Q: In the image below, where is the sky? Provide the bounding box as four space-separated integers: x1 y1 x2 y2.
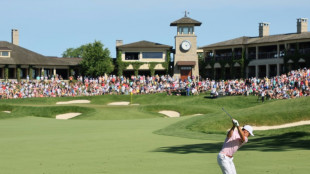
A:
1 0 309 58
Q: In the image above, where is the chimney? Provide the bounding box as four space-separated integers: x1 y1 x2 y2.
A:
11 29 19 45
297 18 308 33
116 40 123 47
259 22 270 37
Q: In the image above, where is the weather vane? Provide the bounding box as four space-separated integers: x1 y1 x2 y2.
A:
184 10 189 17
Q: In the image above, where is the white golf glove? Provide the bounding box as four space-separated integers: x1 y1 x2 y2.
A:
233 119 239 127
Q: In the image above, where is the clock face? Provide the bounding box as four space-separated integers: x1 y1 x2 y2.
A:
181 40 191 51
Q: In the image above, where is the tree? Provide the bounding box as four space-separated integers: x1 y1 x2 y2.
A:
62 46 87 58
80 41 114 77
63 41 114 77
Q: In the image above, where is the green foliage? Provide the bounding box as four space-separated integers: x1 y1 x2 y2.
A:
198 52 207 78
16 67 21 82
62 46 87 58
79 41 114 76
148 62 158 76
116 50 129 76
28 67 33 80
4 66 8 80
131 62 144 76
162 50 171 75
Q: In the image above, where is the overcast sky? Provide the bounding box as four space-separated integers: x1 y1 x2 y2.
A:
1 0 309 57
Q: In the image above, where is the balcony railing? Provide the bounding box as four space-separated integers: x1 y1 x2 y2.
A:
247 53 256 60
286 48 310 56
299 48 310 54
205 57 213 62
214 55 233 61
258 51 278 59
205 55 243 62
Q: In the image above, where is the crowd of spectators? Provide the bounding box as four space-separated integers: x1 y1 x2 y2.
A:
208 68 310 101
0 68 309 101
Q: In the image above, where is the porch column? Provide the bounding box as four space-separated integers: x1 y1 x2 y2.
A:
213 50 216 58
53 68 56 77
277 44 280 59
256 46 259 60
26 68 29 78
266 64 270 78
255 65 259 78
246 66 249 78
14 68 16 78
41 67 44 76
277 63 280 76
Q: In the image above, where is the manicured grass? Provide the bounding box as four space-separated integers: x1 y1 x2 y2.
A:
0 94 309 173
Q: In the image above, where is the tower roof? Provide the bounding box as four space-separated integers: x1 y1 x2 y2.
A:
116 40 172 48
170 17 202 26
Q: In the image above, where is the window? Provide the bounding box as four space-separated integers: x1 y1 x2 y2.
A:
142 52 163 59
180 67 192 70
125 52 139 60
0 51 9 57
178 26 194 34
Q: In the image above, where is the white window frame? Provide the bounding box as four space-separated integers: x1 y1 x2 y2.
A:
0 51 11 57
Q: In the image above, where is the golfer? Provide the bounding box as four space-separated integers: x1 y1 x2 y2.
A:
217 119 254 174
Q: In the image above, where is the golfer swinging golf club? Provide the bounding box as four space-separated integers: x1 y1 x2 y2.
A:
217 113 254 174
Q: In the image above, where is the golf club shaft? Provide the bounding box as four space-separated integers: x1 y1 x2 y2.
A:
222 108 233 120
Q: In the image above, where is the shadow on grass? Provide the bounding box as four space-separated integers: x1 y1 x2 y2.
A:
154 132 310 154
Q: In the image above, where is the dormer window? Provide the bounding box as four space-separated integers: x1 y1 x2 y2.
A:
1 51 9 57
0 47 11 57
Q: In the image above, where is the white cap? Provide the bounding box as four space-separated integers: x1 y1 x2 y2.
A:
243 125 254 136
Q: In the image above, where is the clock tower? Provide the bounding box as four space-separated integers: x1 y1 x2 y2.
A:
170 12 201 81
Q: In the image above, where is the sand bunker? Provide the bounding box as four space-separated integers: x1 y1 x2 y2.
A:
159 110 180 118
56 100 90 105
252 120 310 130
108 102 130 106
3 111 11 113
56 113 81 120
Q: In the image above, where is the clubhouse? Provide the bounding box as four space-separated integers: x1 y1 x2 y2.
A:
200 18 310 79
0 29 82 80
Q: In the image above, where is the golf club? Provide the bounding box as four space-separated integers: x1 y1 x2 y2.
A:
222 108 233 120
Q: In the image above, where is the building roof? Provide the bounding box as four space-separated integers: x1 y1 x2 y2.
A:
0 47 11 51
0 41 82 66
170 17 202 26
200 32 310 49
117 40 172 49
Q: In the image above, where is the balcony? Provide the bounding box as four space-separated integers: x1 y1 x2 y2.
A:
286 48 310 56
205 56 213 62
214 55 233 61
300 48 310 54
258 51 278 59
247 53 256 60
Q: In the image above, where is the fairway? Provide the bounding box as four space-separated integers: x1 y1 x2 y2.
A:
0 94 310 174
